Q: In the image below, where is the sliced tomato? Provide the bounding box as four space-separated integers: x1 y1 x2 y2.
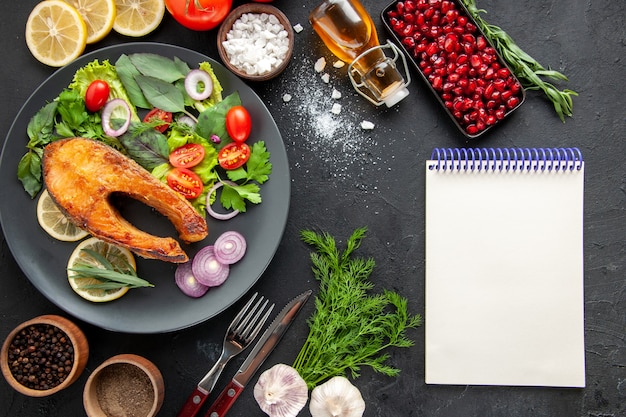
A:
143 108 173 133
225 105 252 143
170 143 206 169
218 142 250 170
85 80 110 112
165 0 232 31
167 168 203 199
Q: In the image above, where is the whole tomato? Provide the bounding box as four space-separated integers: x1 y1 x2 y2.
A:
165 0 232 31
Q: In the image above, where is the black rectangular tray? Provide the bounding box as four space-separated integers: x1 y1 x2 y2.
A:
381 0 525 139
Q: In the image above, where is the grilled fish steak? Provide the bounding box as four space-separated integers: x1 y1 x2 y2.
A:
43 138 208 263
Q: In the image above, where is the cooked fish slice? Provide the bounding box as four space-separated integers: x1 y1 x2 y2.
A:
43 137 208 263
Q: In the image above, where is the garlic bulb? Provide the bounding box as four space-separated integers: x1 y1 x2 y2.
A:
253 364 308 417
309 376 365 417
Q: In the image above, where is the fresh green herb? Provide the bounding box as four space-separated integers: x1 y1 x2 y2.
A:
220 141 272 212
69 248 153 290
460 0 577 121
195 92 242 144
293 227 422 389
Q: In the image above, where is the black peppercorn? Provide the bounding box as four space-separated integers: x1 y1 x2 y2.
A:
6 324 74 391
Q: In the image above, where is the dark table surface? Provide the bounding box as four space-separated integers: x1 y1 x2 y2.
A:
1 0 624 416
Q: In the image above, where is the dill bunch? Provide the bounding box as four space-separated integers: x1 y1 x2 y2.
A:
293 227 422 389
461 0 578 121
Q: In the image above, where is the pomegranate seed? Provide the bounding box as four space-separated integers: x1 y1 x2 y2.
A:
457 15 468 26
426 42 438 56
470 54 482 68
444 33 458 53
506 96 520 109
466 124 479 135
497 67 511 78
476 35 487 50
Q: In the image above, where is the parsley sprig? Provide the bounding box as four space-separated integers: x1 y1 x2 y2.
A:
293 227 422 389
461 0 578 121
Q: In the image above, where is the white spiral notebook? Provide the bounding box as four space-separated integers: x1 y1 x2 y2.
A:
425 147 585 387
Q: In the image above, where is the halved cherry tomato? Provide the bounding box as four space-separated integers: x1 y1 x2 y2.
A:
170 143 205 169
167 167 203 199
225 105 252 143
143 108 173 133
218 142 250 170
165 0 232 31
85 80 110 112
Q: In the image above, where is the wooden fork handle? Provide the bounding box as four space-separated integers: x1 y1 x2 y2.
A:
176 387 209 417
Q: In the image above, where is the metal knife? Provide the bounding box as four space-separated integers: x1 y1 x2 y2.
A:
202 289 312 417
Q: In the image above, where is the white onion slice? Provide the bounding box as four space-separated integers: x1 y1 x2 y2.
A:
101 98 131 137
206 181 240 220
185 69 213 101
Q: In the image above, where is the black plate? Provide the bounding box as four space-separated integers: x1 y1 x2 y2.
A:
0 43 290 333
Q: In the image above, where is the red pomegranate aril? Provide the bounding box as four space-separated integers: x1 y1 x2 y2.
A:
426 42 438 56
476 35 487 50
432 75 443 90
506 96 520 109
457 15 468 26
456 53 468 64
470 54 482 68
455 63 469 75
497 67 511 78
466 124 479 135
447 72 460 83
493 78 507 92
486 114 497 125
444 34 458 52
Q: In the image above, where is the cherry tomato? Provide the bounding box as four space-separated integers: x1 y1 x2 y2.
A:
85 80 110 112
170 143 206 169
165 0 232 31
167 167 204 199
218 142 251 170
225 105 252 143
143 108 173 133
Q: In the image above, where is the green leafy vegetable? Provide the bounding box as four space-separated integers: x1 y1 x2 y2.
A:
128 53 188 83
114 54 152 109
117 122 170 170
135 75 187 113
68 59 138 121
460 0 577 121
293 228 422 389
195 92 242 144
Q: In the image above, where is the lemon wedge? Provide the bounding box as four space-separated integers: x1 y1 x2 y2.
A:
25 0 88 67
37 189 89 242
61 0 117 44
113 0 165 37
67 237 137 302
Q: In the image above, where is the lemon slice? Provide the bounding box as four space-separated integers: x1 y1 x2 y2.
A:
25 0 88 67
61 0 117 44
37 189 89 242
113 0 165 37
67 237 137 302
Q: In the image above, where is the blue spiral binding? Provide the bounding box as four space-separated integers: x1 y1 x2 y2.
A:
428 148 583 172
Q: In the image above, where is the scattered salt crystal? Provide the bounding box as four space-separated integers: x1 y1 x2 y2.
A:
360 120 375 130
331 103 342 114
333 60 345 68
293 23 303 33
331 89 342 99
314 57 326 72
282 93 292 102
321 73 330 83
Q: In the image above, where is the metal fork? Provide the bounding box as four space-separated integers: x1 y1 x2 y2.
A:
176 293 274 417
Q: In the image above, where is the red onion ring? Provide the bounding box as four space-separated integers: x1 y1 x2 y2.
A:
175 262 209 298
101 98 131 137
213 231 246 265
206 181 240 220
185 69 213 101
191 246 230 287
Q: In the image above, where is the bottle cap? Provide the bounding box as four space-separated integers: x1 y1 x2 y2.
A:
383 86 410 107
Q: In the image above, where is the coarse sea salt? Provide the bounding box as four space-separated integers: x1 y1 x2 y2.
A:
222 13 290 76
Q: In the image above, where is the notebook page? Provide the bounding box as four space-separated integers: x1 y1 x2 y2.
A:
425 160 585 387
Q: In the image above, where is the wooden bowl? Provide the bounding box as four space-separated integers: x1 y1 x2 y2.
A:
1 314 89 397
217 3 295 81
83 354 164 417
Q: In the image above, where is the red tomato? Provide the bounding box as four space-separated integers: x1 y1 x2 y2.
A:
170 143 206 168
167 168 204 199
225 105 252 143
85 80 110 112
218 142 251 170
165 0 232 31
143 108 173 133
